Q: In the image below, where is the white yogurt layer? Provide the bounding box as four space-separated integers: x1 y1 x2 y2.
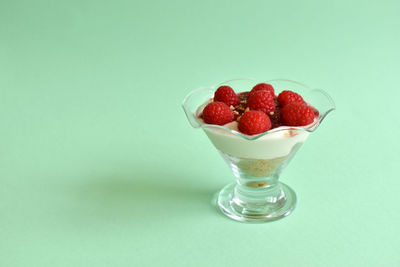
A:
197 103 310 159
203 122 309 159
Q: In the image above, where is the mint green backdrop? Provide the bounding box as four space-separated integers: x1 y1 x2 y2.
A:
1 0 399 266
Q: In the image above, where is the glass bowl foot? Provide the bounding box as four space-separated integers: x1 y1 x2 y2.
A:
217 182 297 223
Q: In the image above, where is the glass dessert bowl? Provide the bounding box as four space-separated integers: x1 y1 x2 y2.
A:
182 79 335 223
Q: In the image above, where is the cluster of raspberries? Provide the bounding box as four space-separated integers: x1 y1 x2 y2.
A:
201 83 318 135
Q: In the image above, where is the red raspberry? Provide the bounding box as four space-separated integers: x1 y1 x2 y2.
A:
250 83 275 97
247 90 276 113
282 102 315 126
238 111 271 135
214 86 240 106
202 101 234 125
277 90 305 107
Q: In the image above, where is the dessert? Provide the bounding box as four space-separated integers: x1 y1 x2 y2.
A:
182 78 335 223
196 83 318 179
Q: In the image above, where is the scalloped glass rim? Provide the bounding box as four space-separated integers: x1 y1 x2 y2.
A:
182 78 335 141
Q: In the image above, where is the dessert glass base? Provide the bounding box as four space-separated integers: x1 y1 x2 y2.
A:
182 79 335 223
216 142 302 223
217 182 296 223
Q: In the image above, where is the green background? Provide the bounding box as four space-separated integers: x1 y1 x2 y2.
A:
1 0 399 266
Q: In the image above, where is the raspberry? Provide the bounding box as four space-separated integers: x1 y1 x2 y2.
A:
277 90 305 107
247 90 276 114
238 111 271 135
202 101 234 125
214 86 240 106
250 83 275 97
281 102 315 126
